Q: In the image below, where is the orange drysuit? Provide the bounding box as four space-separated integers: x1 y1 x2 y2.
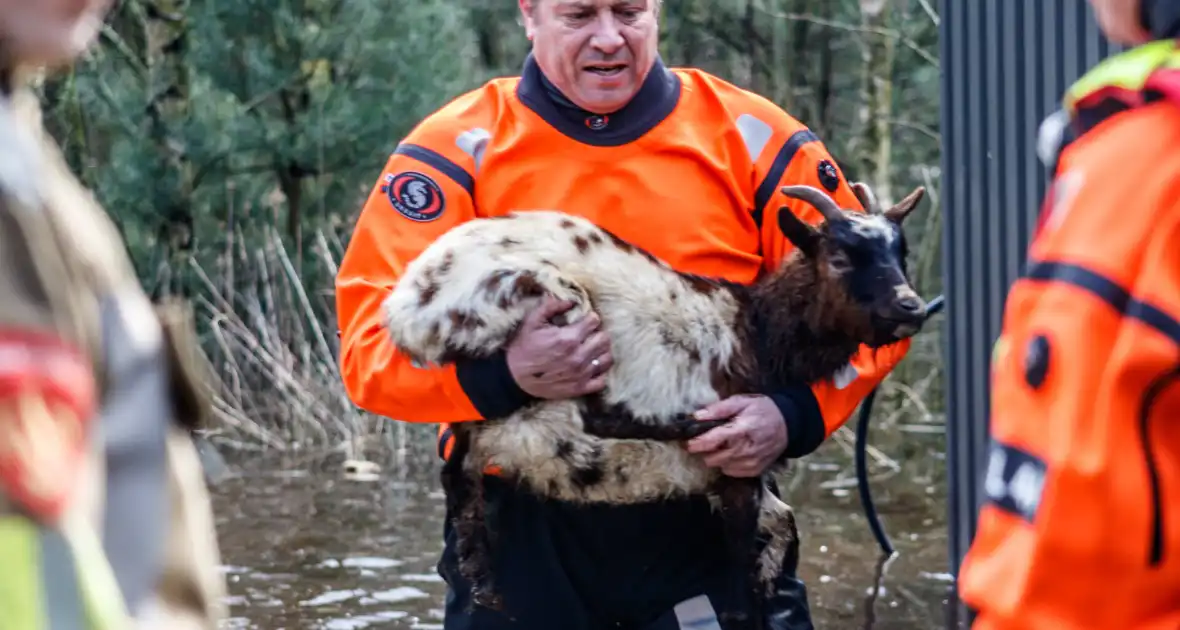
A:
335 54 912 463
958 40 1180 629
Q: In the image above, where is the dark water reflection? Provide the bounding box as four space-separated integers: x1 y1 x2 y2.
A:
209 450 959 629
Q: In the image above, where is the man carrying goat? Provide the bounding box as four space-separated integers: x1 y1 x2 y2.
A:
335 1 916 628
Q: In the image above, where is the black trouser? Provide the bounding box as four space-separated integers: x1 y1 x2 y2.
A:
437 475 814 630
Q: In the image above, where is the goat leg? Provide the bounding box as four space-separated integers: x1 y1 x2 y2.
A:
581 411 729 441
713 475 765 630
745 483 769 630
441 427 503 612
440 430 478 611
461 473 502 611
754 489 800 598
744 483 768 630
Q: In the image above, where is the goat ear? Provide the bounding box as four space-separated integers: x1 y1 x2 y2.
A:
776 205 820 257
850 181 879 214
884 186 926 224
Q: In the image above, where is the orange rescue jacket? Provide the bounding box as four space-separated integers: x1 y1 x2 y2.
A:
958 40 1180 630
334 55 912 463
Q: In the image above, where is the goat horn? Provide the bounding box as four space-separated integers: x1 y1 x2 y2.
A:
779 185 845 224
850 181 880 214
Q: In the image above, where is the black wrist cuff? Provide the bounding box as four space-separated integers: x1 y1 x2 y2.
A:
768 382 825 460
454 351 537 420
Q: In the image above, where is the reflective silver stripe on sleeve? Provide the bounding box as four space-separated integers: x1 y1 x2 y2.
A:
735 113 773 163
455 128 491 172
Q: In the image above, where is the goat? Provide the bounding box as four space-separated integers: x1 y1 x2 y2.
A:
379 182 927 628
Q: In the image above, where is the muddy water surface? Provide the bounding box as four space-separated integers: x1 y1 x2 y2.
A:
209 448 960 630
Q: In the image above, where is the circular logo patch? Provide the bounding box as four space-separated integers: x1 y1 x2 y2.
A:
817 159 841 193
585 115 609 131
383 171 445 222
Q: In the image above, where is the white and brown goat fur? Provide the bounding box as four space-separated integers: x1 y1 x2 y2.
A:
380 182 928 620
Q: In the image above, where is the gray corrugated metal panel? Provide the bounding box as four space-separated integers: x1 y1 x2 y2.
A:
939 0 1119 589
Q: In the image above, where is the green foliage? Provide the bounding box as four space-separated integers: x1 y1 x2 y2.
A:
45 0 481 281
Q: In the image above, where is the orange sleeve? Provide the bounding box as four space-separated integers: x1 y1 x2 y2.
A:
336 125 533 425
751 126 912 456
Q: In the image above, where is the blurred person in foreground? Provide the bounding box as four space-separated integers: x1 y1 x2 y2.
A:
0 0 226 627
335 1 920 628
957 0 1180 628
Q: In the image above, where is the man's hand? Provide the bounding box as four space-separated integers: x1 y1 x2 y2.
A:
686 394 787 477
505 295 614 400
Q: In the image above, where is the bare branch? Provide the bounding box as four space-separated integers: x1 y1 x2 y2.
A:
754 8 939 69
915 0 941 27
889 117 942 143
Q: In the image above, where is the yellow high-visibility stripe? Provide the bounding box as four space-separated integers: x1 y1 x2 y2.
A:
1065 39 1180 113
0 514 132 630
0 516 48 630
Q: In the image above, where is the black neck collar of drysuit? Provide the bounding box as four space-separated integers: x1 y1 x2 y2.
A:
1141 0 1180 39
515 52 681 147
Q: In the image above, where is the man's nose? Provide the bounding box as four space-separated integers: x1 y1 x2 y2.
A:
590 15 625 53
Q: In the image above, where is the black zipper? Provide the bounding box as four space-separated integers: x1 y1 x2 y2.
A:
1140 363 1180 567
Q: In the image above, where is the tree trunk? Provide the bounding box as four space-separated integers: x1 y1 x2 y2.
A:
857 0 896 205
145 0 194 296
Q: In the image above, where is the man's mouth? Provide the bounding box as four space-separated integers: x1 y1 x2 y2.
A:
585 63 627 77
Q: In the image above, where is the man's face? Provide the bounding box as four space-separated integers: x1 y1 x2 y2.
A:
1088 0 1151 45
520 0 660 114
0 0 113 67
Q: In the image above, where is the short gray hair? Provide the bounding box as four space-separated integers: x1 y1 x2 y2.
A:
525 0 662 13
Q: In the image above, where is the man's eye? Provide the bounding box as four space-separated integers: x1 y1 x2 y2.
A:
617 9 641 18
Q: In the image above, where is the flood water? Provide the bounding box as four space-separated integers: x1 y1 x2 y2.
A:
208 439 960 630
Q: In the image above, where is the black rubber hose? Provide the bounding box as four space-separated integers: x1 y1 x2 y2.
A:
925 294 946 318
855 386 891 555
855 294 946 556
